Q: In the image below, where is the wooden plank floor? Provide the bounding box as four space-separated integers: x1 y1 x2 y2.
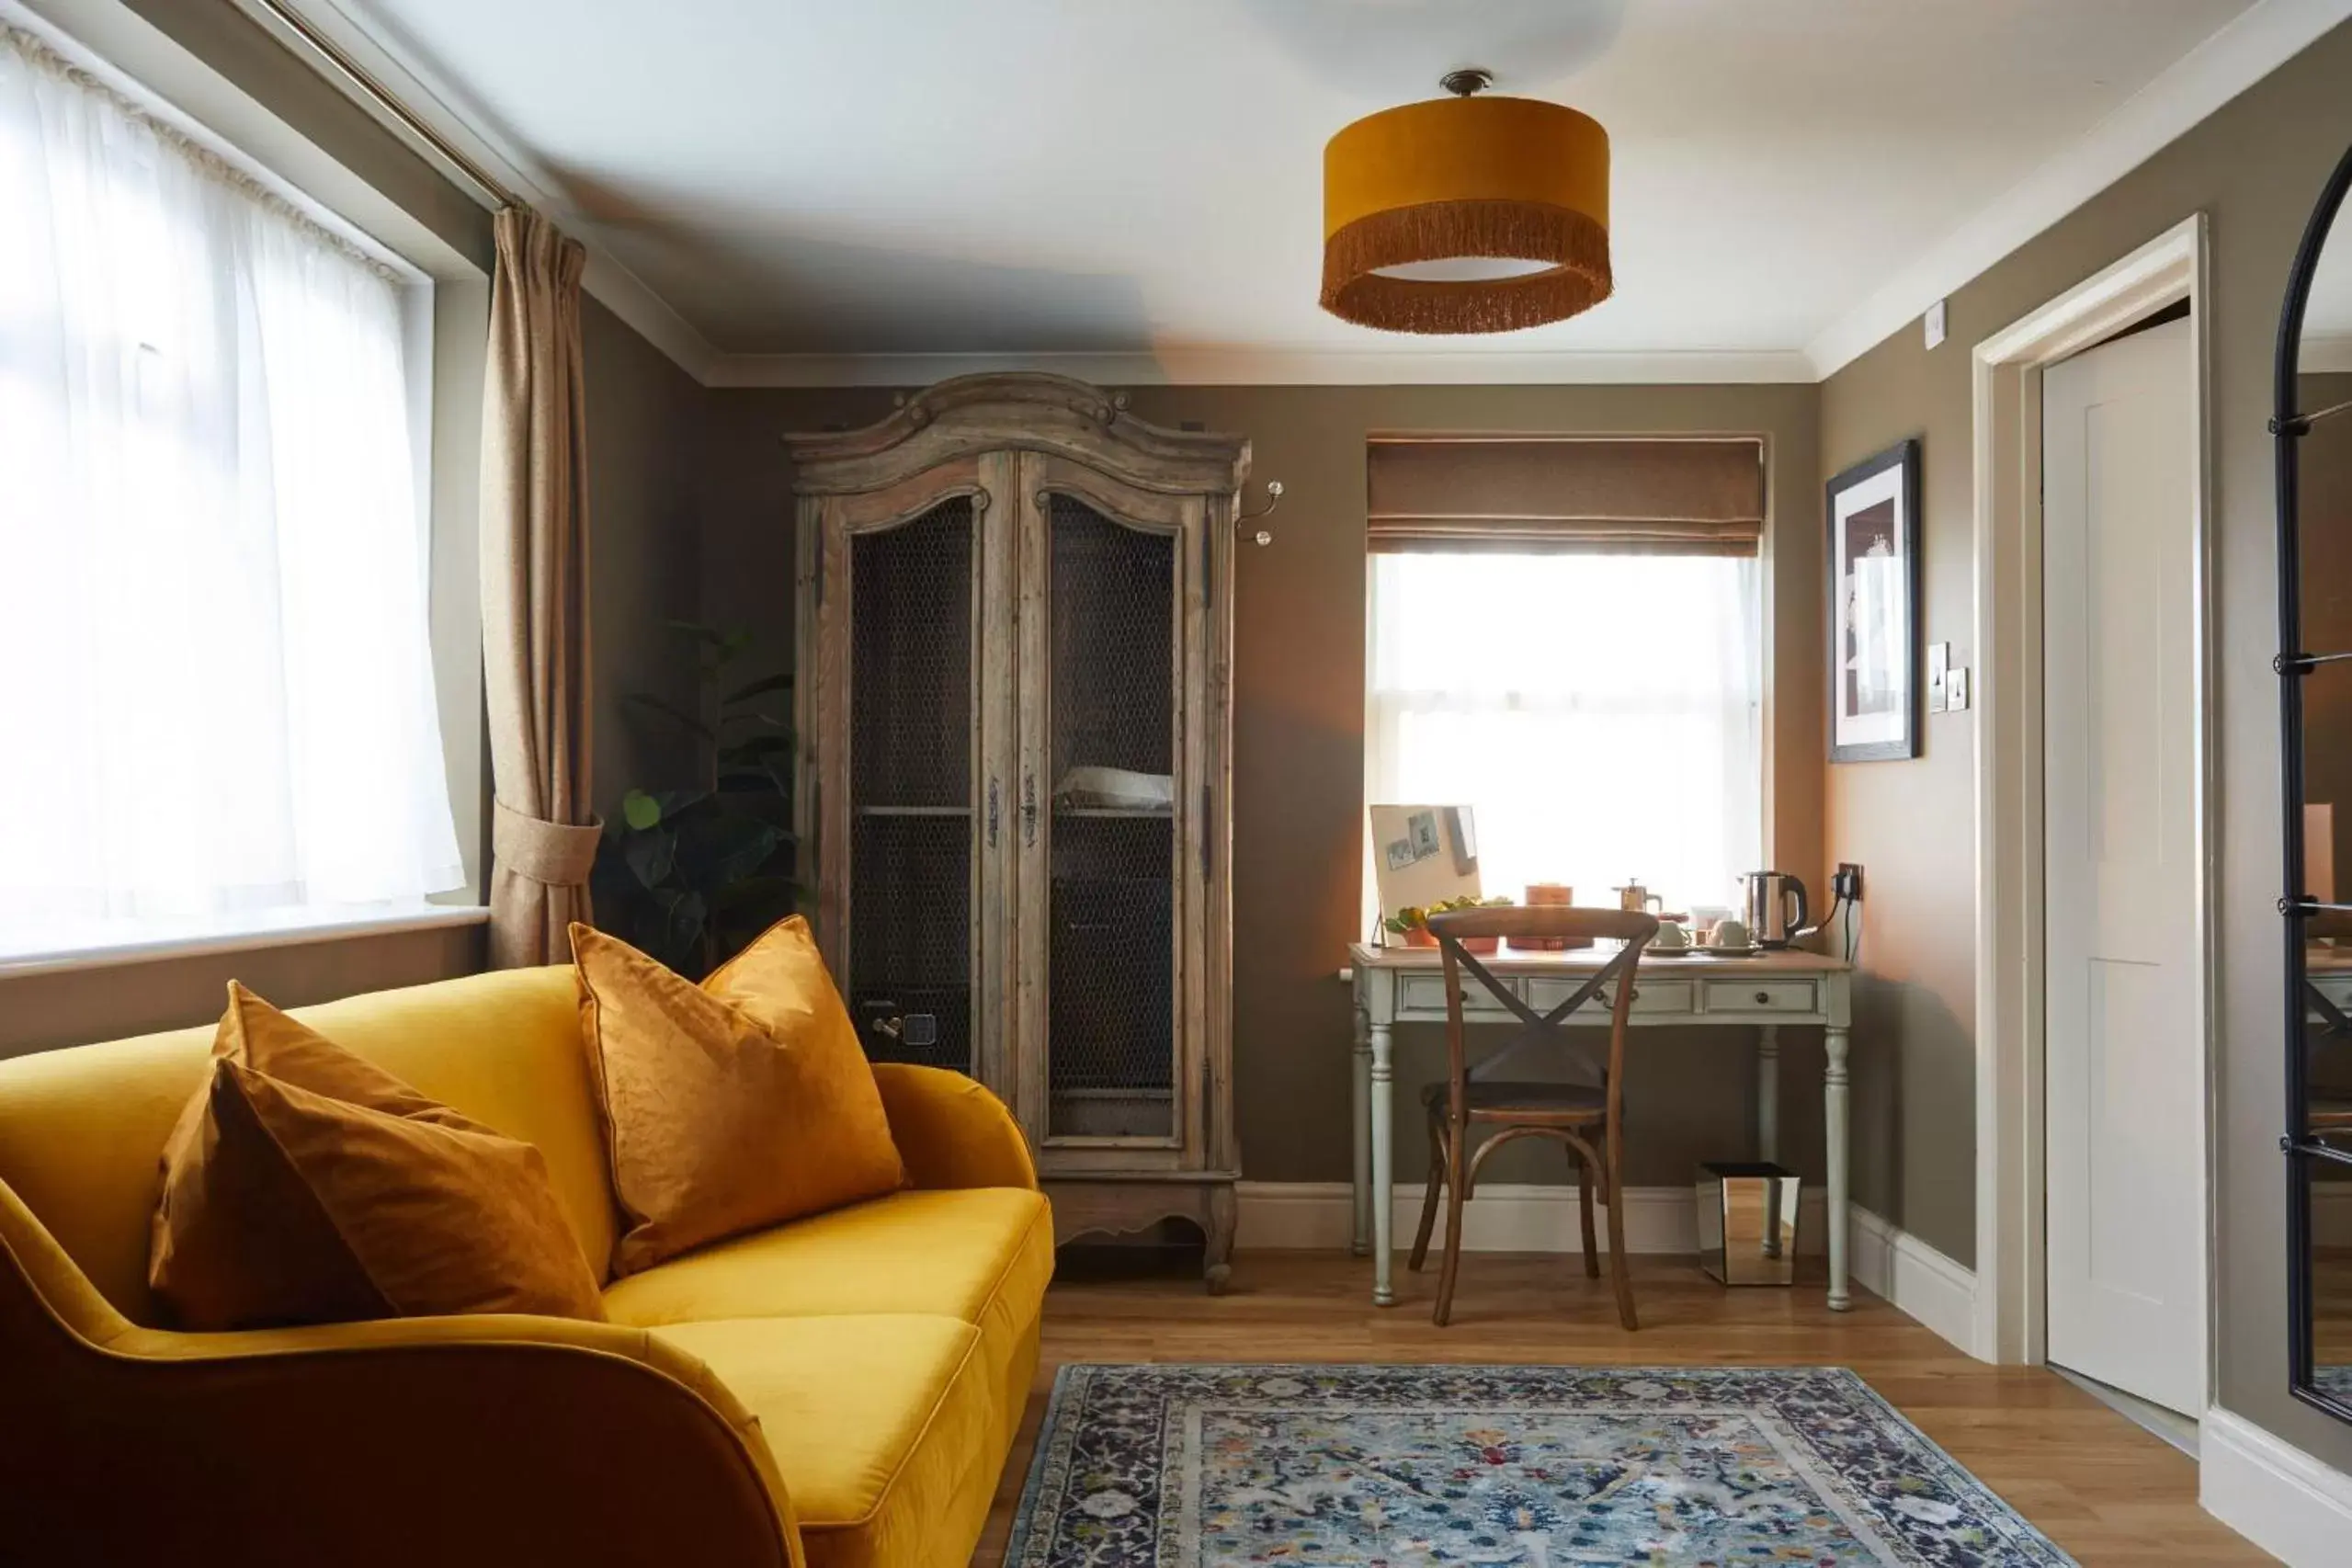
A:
974 1249 2274 1567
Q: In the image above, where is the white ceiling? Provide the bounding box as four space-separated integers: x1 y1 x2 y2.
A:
317 0 2343 381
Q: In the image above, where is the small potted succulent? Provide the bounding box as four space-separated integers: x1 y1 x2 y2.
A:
1384 894 1514 953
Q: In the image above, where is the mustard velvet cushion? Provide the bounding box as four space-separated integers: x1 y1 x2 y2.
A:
149 984 606 1331
600 1187 1054 1331
572 917 905 1276
650 1313 1003 1568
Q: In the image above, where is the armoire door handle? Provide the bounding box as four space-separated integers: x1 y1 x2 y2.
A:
1022 773 1037 846
987 776 1000 847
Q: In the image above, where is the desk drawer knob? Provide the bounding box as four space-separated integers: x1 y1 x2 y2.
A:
1755 990 1772 1006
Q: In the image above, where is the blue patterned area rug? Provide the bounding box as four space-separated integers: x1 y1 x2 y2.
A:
1007 1364 2075 1567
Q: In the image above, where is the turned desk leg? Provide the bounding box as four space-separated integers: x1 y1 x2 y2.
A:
1755 1023 1780 1164
1351 1003 1372 1258
1370 1020 1396 1307
1825 1024 1852 1312
1757 1023 1783 1258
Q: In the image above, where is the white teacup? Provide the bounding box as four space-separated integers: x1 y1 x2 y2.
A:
1710 918 1750 949
1653 919 1689 949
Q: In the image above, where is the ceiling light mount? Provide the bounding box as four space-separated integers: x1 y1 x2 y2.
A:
1320 68 1612 335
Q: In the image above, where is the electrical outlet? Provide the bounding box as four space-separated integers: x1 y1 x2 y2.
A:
1833 862 1864 902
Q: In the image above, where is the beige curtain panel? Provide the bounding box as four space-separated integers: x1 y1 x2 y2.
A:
480 207 600 967
1367 437 1767 556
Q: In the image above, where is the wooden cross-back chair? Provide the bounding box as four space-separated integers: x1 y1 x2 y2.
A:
1413 905 1658 1329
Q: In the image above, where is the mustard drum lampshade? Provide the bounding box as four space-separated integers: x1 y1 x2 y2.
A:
1321 70 1612 335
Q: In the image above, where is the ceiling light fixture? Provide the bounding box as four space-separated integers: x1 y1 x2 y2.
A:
1320 67 1612 335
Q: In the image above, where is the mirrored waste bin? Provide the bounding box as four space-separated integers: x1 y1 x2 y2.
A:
1695 1160 1801 1286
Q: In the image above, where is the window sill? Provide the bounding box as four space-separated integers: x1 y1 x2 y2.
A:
0 902 490 980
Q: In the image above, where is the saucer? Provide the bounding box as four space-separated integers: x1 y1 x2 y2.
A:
1693 943 1762 958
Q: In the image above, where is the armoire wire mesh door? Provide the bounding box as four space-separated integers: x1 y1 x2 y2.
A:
846 494 975 1074
807 452 1017 1095
790 375 1243 1288
1013 455 1205 1157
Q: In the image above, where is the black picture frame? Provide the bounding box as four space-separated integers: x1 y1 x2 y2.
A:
1825 438 1923 764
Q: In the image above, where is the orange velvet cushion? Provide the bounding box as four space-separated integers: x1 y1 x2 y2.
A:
572 916 905 1276
149 983 606 1330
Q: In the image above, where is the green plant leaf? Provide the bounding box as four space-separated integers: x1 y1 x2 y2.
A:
623 825 676 890
659 890 707 971
716 767 789 796
621 789 662 831
676 815 781 889
723 671 795 706
711 874 799 911
655 788 712 819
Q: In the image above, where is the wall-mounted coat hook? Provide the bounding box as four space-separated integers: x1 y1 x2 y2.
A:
1237 480 1285 546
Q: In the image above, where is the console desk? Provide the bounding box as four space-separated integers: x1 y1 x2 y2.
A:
1345 942 1856 1311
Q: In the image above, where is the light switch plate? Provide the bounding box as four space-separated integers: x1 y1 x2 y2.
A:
1925 299 1949 349
1948 666 1971 710
1926 642 1950 710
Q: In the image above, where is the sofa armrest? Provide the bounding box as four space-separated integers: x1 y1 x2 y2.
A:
0 1187 801 1568
872 1062 1038 1190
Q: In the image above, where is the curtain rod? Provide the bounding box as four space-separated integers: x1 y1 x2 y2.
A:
250 0 517 211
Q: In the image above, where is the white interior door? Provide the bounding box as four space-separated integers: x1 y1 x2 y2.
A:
2041 314 2203 1416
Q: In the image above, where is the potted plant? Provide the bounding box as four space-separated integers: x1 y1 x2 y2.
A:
1383 894 1514 953
591 623 800 978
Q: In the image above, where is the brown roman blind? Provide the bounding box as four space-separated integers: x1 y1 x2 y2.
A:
1366 437 1767 556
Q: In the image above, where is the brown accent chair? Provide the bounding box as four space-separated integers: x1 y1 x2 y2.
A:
1408 905 1657 1329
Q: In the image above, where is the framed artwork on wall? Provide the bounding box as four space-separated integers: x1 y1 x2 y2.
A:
1825 437 1923 763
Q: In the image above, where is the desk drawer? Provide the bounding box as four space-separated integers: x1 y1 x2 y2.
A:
1399 972 1511 1015
1528 977 1690 1015
1703 979 1820 1014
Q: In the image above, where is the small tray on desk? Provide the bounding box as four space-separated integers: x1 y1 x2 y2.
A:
1690 944 1763 959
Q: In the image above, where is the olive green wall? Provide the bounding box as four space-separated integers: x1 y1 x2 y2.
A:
584 295 712 813
1818 17 2352 1466
703 382 1823 1189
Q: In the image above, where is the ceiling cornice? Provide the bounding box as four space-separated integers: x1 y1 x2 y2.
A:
233 0 723 381
703 347 1818 389
247 0 2350 391
1802 0 2352 380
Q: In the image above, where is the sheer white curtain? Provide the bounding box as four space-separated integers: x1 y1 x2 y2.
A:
0 27 460 943
1367 551 1763 919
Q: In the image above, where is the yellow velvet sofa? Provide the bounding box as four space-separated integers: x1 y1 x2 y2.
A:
0 966 1054 1568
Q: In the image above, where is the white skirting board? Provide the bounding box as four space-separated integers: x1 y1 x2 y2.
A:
1847 1206 1980 1358
1235 1180 1825 1256
2200 1407 2352 1567
1233 1184 1980 1356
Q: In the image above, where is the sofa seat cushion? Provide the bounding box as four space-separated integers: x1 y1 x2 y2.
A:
653 1313 1000 1568
601 1187 1051 1333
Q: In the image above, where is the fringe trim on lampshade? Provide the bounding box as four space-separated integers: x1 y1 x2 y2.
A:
1321 199 1613 335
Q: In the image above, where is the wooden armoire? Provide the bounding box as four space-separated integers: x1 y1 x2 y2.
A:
786 374 1245 1289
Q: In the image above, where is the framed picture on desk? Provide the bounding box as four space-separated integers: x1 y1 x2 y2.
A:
1825 438 1922 763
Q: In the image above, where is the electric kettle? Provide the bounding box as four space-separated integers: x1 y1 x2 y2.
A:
1739 871 1814 949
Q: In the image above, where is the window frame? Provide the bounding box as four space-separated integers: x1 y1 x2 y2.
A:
1360 526 1771 935
0 2 490 971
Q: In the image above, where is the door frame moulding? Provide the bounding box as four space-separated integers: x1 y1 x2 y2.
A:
1969 213 2216 1383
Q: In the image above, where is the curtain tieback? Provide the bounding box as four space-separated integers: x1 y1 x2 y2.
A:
493 799 603 888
